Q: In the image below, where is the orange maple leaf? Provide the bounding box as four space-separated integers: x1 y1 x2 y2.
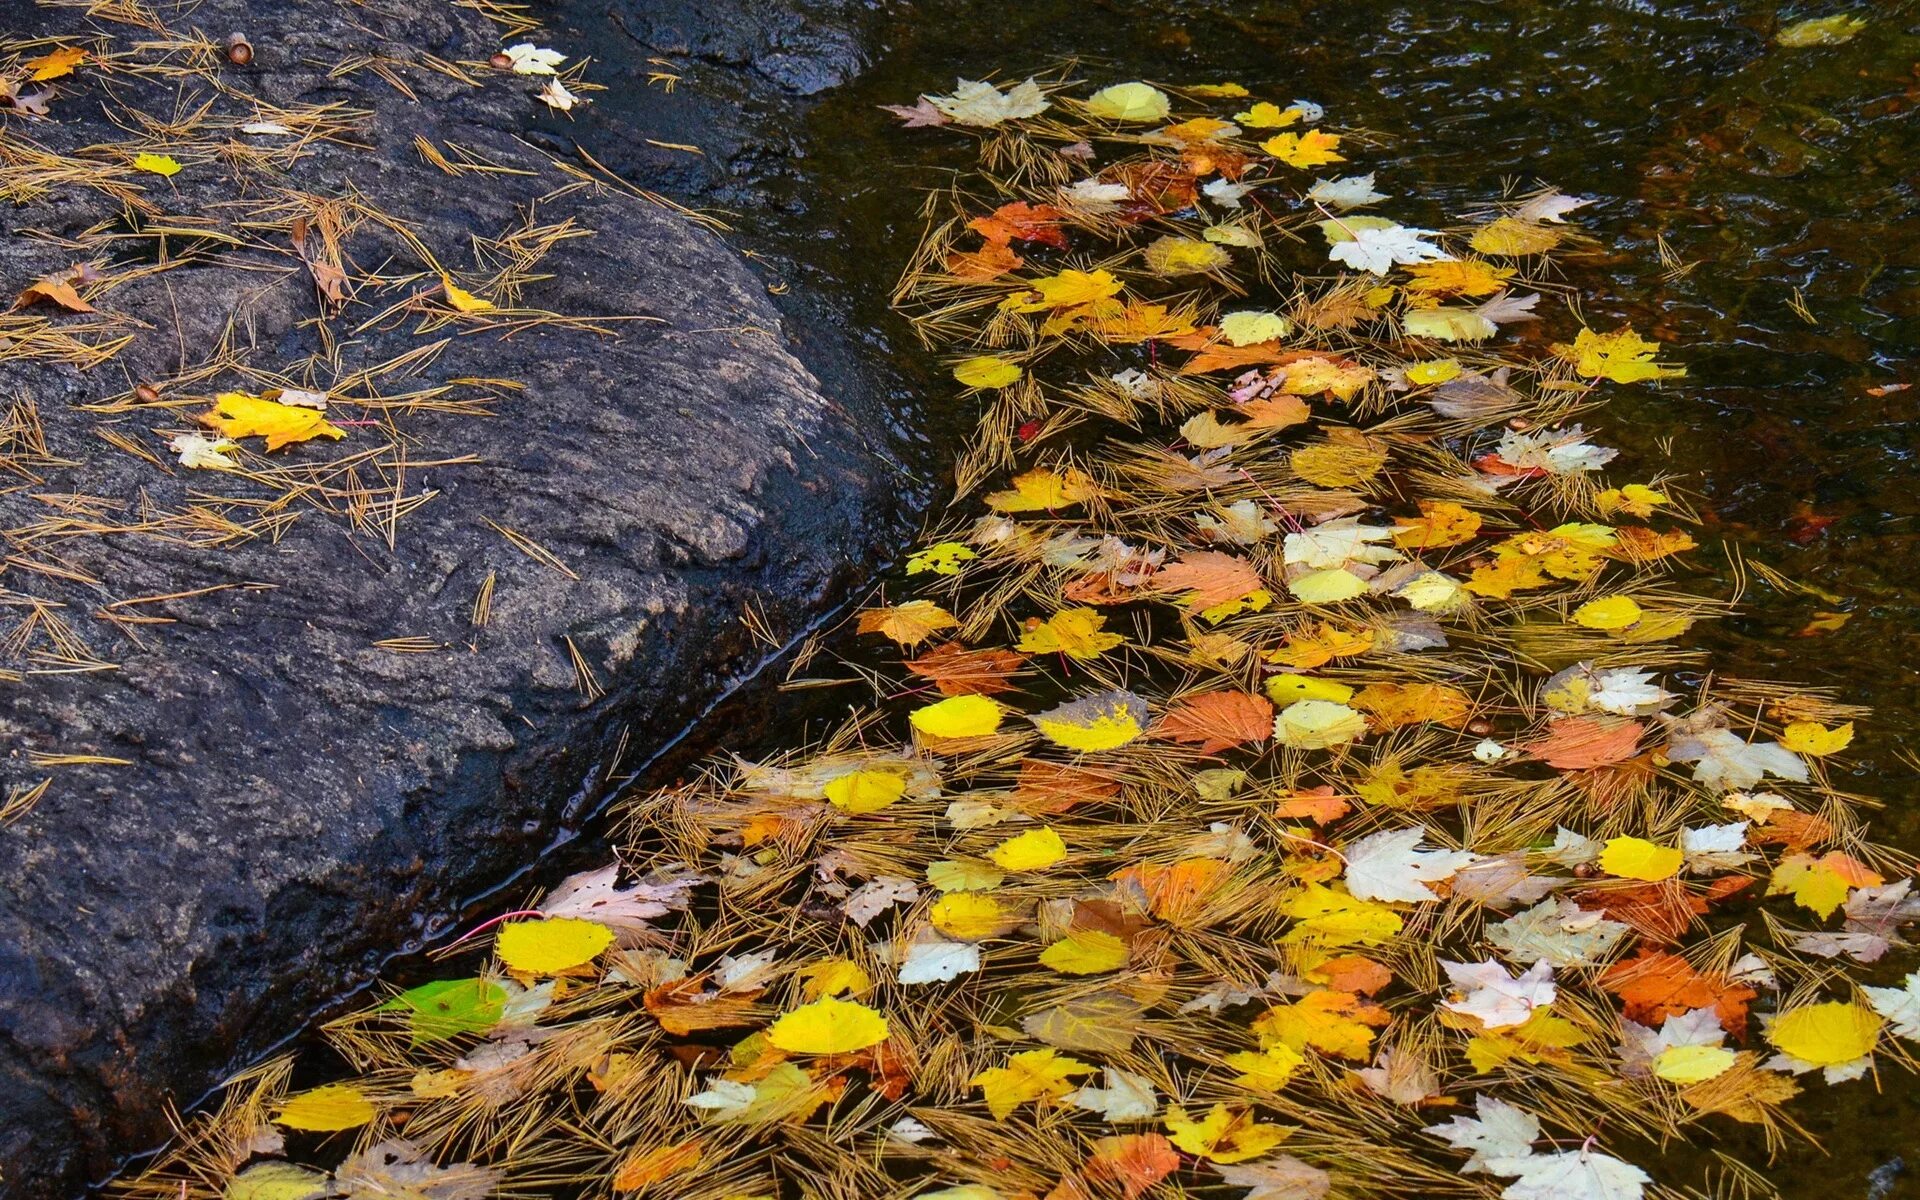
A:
1522 716 1645 769
1599 949 1757 1036
1153 551 1265 609
903 641 1027 696
1151 690 1274 753
1085 1133 1180 1199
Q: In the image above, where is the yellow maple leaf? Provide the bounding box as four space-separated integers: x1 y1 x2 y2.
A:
857 599 957 647
1262 129 1344 168
1017 608 1124 659
1465 1008 1589 1071
985 466 1098 512
1272 699 1368 749
1556 326 1686 384
1234 101 1302 128
1598 837 1684 882
1402 258 1514 299
1039 929 1129 974
25 46 87 81
1767 854 1856 918
1781 721 1853 756
441 276 496 313
1224 1043 1305 1090
1392 500 1482 549
1003 268 1123 313
1163 1104 1292 1162
202 391 346 451
905 541 977 576
1253 991 1384 1060
1768 1001 1882 1066
1596 483 1669 518
1281 884 1402 948
496 916 614 975
972 1048 1094 1119
910 694 1005 739
273 1084 376 1132
764 996 890 1055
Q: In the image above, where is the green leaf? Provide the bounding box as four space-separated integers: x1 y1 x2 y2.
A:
381 977 507 1044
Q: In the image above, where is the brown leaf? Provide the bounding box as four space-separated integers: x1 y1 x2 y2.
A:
14 267 96 313
1151 690 1273 753
903 641 1026 696
642 978 764 1036
1013 760 1120 812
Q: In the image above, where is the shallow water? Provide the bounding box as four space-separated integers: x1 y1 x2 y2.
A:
782 2 1920 1192
200 1 1920 1195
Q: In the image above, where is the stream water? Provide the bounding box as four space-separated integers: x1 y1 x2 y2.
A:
207 2 1920 1196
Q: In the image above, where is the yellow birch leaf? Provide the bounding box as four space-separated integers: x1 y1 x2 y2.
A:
824 769 908 814
1039 929 1129 974
1574 596 1644 630
496 916 614 975
1218 310 1291 346
953 356 1023 388
1469 217 1562 256
1273 699 1368 749
910 694 1005 739
764 996 890 1055
1264 676 1356 706
1597 837 1684 882
1031 690 1146 752
133 152 183 177
1653 1043 1737 1083
1084 82 1171 122
273 1084 376 1132
1144 236 1231 276
989 826 1067 870
226 1163 331 1200
931 892 1012 940
1288 568 1368 604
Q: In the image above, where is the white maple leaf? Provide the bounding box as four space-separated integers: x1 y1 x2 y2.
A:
1442 959 1556 1029
844 876 920 926
170 433 239 470
1546 826 1603 867
1290 99 1326 122
1356 1045 1440 1105
539 865 701 941
1494 425 1617 474
1194 499 1278 545
1282 516 1402 570
929 78 1049 127
1619 1007 1728 1078
1328 223 1451 275
1587 667 1673 716
1307 173 1388 210
1203 177 1258 208
501 43 565 75
1424 1094 1540 1172
1865 971 1920 1040
1798 880 1920 962
1068 1067 1158 1121
1061 178 1132 213
684 1078 755 1119
240 120 294 135
1487 898 1628 967
1483 1149 1649 1200
1344 826 1476 903
1514 189 1594 223
1475 290 1541 324
1668 728 1809 791
334 1139 502 1200
897 936 981 985
1450 853 1564 909
1215 1155 1333 1200
538 79 582 112
1680 821 1752 873
888 1116 937 1144
714 949 777 992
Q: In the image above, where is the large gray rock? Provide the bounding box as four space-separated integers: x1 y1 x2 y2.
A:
0 0 907 1193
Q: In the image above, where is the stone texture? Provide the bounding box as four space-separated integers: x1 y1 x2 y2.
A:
0 0 907 1193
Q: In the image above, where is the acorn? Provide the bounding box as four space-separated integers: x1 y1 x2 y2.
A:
489 50 513 70
134 383 161 403
1466 717 1495 736
224 32 253 65
1506 417 1531 431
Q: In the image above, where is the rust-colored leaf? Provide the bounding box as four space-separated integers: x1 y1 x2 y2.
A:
1085 1133 1180 1199
1151 690 1273 753
903 641 1027 696
1598 948 1757 1036
1522 715 1644 769
1152 551 1265 609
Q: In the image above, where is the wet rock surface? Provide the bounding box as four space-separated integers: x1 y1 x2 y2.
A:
0 0 908 1194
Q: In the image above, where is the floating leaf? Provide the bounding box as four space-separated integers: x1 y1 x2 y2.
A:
496 917 614 975
274 1083 377 1131
765 997 890 1055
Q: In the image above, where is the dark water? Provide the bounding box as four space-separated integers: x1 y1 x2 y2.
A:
784 2 1920 1192
242 1 1920 1195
